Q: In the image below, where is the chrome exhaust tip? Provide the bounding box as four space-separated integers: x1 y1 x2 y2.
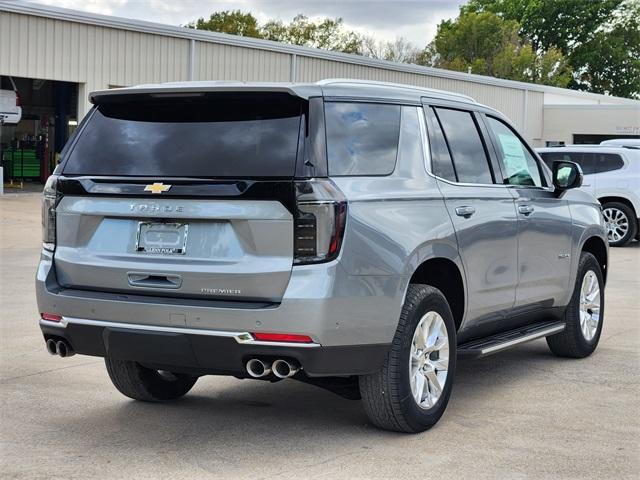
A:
246 358 271 378
55 340 74 358
272 359 300 379
46 339 58 355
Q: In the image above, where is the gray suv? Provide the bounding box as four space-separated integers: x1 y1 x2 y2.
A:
37 80 608 433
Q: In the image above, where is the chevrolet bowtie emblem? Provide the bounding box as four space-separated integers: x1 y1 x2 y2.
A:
144 182 171 194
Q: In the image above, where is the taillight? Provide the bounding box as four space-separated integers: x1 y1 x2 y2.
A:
15 91 21 107
42 175 59 251
294 179 347 265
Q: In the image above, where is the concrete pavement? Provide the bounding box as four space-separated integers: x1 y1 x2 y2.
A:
1 193 638 479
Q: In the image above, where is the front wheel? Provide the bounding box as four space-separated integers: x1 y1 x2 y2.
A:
547 252 604 358
359 284 456 433
105 357 198 402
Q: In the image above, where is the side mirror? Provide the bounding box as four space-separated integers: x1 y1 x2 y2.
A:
552 160 583 191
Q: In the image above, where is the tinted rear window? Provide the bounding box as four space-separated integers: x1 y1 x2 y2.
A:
325 102 400 176
63 93 302 177
425 107 456 182
597 153 624 173
539 152 596 174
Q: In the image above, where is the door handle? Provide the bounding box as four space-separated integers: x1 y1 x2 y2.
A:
518 205 535 215
455 206 476 218
128 272 182 289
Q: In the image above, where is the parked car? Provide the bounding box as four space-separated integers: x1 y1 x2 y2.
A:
600 139 640 148
0 76 21 124
537 145 640 246
37 80 608 433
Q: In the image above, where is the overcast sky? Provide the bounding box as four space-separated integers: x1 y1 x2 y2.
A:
30 0 466 47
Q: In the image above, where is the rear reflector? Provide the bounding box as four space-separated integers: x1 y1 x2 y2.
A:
252 332 313 343
41 312 62 322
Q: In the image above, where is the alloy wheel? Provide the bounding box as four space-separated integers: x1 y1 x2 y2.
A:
409 311 449 409
603 207 629 243
579 270 601 341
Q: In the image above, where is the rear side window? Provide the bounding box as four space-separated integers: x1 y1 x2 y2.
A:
424 107 456 182
63 93 302 177
434 108 493 184
325 102 400 176
539 152 596 175
597 153 624 173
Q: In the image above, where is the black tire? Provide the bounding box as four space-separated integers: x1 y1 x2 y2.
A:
359 284 456 433
602 201 637 247
547 252 604 358
105 357 198 402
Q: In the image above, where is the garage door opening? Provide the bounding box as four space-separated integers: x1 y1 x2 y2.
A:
1 76 78 190
573 133 640 145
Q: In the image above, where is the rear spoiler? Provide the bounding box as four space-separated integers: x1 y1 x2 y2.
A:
89 83 322 104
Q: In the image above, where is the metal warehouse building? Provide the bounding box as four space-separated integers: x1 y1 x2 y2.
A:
1 0 639 185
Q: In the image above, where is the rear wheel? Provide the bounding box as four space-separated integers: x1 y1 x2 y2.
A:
105 357 198 402
359 285 456 433
602 202 637 246
547 252 604 358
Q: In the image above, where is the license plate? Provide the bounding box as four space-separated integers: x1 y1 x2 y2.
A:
136 222 188 255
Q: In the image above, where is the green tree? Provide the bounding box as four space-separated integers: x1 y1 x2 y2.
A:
465 0 639 97
421 11 572 87
185 10 261 38
570 1 640 97
186 11 363 55
261 15 362 53
464 0 622 53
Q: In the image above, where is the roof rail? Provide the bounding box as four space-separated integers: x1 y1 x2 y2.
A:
316 78 477 103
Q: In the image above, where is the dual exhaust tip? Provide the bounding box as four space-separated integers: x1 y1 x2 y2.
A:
46 338 75 358
246 358 299 379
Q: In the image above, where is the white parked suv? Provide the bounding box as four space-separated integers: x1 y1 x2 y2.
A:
0 76 21 124
537 145 640 246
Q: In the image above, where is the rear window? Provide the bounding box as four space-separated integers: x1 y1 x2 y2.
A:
63 93 302 177
539 151 624 175
539 152 596 175
597 153 624 173
325 102 400 176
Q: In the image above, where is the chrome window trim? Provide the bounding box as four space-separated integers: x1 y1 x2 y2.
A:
40 317 322 348
417 105 432 176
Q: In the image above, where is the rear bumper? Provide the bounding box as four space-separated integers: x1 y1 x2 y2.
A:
40 317 389 376
36 249 404 375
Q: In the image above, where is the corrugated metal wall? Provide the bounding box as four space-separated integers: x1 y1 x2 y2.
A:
0 8 544 142
296 56 536 137
196 43 291 82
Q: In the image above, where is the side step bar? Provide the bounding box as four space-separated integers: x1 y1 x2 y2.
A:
458 321 565 358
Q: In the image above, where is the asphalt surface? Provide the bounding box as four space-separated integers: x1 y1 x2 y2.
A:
1 193 639 479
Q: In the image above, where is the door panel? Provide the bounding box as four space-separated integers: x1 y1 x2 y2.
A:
511 189 573 308
483 115 573 309
424 104 519 329
438 183 519 323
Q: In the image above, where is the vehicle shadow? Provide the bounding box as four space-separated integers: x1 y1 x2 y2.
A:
45 341 568 452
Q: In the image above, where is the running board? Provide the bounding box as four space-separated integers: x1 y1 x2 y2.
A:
458 321 565 358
